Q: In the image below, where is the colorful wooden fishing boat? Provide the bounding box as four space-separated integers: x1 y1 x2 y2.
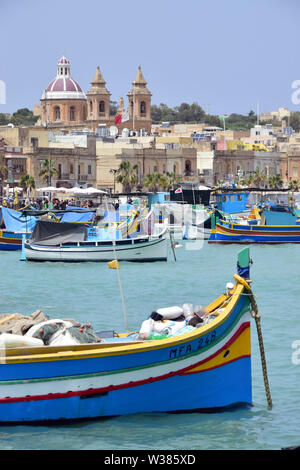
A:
0 206 36 250
0 229 24 250
208 217 300 244
24 219 168 262
0 249 254 422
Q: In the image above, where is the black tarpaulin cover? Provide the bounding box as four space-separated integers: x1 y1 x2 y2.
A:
29 220 87 246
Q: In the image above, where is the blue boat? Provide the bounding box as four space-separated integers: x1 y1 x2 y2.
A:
0 207 37 250
262 204 298 225
208 216 300 244
0 249 254 422
214 191 250 214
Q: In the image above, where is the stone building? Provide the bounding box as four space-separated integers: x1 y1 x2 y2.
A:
36 55 152 134
86 66 111 129
26 135 97 191
213 149 281 184
0 139 27 191
95 138 197 193
40 55 87 126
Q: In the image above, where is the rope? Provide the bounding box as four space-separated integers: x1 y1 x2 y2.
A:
247 286 273 409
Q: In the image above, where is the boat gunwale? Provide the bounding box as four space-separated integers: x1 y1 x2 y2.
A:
217 218 300 233
1 282 246 364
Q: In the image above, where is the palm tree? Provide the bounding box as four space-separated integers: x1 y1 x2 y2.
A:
163 171 180 190
252 168 267 188
143 172 163 192
268 175 283 189
20 174 36 194
38 159 58 186
288 180 300 192
116 161 138 193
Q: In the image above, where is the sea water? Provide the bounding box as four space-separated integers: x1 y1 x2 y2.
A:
0 241 299 450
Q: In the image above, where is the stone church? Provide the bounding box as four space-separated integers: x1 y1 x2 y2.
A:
35 55 152 133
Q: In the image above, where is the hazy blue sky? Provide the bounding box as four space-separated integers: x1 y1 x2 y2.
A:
1 0 300 116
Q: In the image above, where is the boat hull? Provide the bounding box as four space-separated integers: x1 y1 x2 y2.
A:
208 219 300 244
24 235 168 262
0 282 252 422
0 231 24 250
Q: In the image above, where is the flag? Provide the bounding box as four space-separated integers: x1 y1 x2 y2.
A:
122 108 129 123
114 114 122 124
175 187 182 194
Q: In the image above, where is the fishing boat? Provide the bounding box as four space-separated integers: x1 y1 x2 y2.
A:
24 219 168 262
208 216 300 244
213 190 250 215
201 207 261 240
0 248 256 422
0 206 37 250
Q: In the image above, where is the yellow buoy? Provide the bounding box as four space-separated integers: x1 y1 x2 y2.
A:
108 260 120 269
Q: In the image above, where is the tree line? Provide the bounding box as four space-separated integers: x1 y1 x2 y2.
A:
150 103 261 130
0 108 39 126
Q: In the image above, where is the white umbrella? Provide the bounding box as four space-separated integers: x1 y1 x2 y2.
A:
65 187 85 194
83 187 107 195
38 187 58 192
56 187 70 193
8 187 23 192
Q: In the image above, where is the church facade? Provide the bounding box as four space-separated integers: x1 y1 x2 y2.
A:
37 55 152 134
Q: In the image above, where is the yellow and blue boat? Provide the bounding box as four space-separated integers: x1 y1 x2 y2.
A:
209 216 300 244
0 249 254 422
0 206 37 250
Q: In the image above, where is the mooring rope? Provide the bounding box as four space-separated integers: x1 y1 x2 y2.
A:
247 287 273 409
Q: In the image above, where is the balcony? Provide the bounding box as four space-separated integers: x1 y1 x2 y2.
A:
58 173 70 180
77 174 88 182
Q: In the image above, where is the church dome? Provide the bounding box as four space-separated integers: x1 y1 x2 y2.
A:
41 55 86 101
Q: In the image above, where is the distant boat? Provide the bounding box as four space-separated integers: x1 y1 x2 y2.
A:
24 219 168 262
0 206 37 250
262 204 298 225
208 217 300 244
213 190 250 215
0 248 254 422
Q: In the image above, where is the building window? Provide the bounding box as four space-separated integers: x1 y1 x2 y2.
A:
173 164 177 174
185 160 192 175
99 101 105 113
88 165 91 175
292 167 298 178
90 101 93 114
153 166 158 173
162 164 166 174
31 138 38 148
70 106 75 121
54 106 60 121
140 101 146 115
78 164 81 175
70 164 74 174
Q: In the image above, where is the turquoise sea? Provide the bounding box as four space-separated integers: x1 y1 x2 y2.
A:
0 240 299 451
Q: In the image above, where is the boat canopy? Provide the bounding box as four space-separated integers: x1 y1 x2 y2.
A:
29 220 87 246
60 206 95 223
1 206 38 233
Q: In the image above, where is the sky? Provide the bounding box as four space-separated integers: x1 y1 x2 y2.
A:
1 0 300 116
